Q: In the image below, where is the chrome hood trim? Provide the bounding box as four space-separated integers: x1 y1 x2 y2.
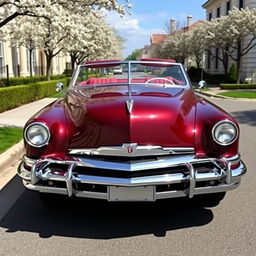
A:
69 145 195 157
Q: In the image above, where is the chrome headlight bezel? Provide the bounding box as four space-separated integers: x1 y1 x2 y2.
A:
24 122 50 148
212 120 238 146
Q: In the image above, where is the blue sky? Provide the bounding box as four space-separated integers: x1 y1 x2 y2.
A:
106 0 206 57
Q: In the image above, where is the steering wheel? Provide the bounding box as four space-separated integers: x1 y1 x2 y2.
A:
145 77 175 85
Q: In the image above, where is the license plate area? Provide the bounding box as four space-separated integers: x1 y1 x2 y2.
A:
108 186 155 202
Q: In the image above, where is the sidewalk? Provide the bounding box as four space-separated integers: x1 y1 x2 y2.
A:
0 97 57 190
0 98 57 127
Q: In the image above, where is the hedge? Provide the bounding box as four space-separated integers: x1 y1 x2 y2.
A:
219 83 256 89
0 74 66 87
0 78 68 113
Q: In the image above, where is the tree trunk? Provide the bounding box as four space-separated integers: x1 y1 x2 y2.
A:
236 42 242 84
29 49 33 77
45 52 53 81
70 53 77 73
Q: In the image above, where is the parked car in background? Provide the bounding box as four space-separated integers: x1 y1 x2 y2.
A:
18 59 246 206
113 67 123 74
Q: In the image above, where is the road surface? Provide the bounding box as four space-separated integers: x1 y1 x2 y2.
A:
0 96 255 256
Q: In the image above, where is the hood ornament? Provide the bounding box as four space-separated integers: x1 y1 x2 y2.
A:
126 98 134 114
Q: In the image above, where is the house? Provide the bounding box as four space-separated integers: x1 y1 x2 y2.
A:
141 16 204 67
202 0 256 80
0 41 69 80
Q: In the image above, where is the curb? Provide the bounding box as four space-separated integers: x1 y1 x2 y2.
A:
196 90 231 99
0 140 24 175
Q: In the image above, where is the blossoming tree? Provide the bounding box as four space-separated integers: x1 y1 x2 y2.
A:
0 0 132 28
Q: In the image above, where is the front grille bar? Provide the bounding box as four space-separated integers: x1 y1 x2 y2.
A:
29 155 235 198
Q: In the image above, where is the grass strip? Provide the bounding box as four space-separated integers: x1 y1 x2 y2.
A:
0 127 23 154
218 91 256 99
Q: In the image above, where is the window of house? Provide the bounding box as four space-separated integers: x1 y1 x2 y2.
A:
217 7 221 17
208 12 212 21
0 42 4 67
207 51 211 69
239 0 244 9
215 48 219 69
0 42 4 74
226 1 231 14
26 49 37 74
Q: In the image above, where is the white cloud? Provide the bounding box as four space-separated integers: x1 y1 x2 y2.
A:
106 11 164 57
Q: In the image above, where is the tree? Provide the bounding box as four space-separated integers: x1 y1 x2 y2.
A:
0 0 132 28
204 8 256 83
125 49 141 60
63 12 124 71
161 30 190 64
7 17 38 77
203 18 230 82
187 22 205 69
222 8 256 83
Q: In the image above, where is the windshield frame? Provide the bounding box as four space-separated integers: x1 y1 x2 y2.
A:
69 60 191 90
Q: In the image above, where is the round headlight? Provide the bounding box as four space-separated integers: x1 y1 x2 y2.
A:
25 122 50 147
212 120 238 146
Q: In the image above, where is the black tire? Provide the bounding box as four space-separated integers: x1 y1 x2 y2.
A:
194 192 226 207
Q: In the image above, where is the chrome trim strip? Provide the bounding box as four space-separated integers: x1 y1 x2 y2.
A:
23 156 38 167
66 163 75 197
69 146 195 157
186 163 195 198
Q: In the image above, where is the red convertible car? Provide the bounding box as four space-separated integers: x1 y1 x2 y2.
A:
18 59 246 206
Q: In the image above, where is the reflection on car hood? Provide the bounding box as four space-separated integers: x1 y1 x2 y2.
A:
65 86 198 148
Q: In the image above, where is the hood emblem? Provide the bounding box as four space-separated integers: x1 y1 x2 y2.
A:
126 98 134 114
122 143 137 154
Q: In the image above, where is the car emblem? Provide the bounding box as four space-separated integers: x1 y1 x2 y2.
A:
126 98 134 114
122 143 137 154
127 146 133 153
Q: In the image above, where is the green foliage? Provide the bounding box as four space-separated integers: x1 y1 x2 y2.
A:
0 74 66 87
0 127 23 153
228 64 237 83
62 69 73 77
196 73 226 85
218 91 256 99
188 67 205 81
0 79 68 113
219 83 256 89
125 49 141 60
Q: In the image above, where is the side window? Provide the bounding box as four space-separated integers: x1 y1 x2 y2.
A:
208 12 212 21
239 0 244 9
226 1 231 14
217 7 221 17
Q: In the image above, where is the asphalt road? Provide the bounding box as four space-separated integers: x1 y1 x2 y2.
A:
0 97 255 256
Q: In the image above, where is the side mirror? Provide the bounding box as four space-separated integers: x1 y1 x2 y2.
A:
56 82 64 92
198 80 207 90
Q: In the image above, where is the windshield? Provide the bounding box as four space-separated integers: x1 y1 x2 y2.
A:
74 62 187 87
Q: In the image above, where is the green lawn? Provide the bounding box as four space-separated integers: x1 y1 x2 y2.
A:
0 127 23 154
218 91 256 99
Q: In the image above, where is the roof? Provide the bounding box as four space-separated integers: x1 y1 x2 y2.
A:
202 0 215 8
150 20 205 46
169 20 205 35
150 34 168 45
186 20 205 31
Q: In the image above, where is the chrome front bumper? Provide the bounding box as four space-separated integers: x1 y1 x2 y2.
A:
18 154 246 201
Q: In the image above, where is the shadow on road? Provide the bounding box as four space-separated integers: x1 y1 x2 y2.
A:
231 110 256 127
0 177 214 239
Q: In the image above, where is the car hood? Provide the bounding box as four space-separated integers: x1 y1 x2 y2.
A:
65 86 198 149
